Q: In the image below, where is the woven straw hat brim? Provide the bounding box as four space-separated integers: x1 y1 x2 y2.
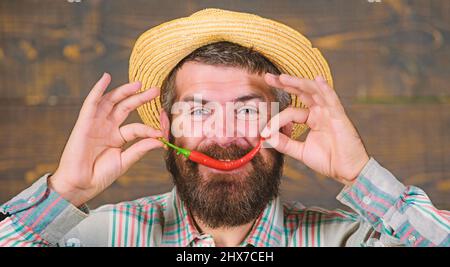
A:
129 8 333 139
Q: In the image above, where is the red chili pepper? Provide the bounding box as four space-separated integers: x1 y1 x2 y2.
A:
159 138 264 171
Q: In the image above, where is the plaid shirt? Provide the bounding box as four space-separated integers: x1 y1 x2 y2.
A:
1 158 449 247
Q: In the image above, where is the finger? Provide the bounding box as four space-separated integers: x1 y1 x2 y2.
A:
278 74 323 96
120 138 163 173
265 73 287 89
111 88 160 124
265 73 323 106
261 107 309 138
264 131 305 161
281 85 325 107
315 76 341 108
298 92 317 107
118 123 163 145
80 73 111 117
280 75 327 106
98 81 142 113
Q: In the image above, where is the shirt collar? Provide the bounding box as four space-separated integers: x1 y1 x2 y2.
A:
161 187 284 247
161 187 199 247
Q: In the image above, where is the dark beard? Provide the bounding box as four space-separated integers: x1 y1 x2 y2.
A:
165 136 284 229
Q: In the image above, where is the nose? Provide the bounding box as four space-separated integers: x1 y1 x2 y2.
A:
204 104 236 147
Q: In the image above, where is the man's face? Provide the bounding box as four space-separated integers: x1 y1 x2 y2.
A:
165 61 284 228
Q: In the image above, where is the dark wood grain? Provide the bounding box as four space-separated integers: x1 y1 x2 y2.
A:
0 0 449 210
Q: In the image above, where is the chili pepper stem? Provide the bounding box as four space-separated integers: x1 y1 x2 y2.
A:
158 138 191 158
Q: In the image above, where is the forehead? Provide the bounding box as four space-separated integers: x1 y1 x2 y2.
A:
175 61 272 102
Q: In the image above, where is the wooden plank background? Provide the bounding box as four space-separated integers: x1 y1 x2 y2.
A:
0 0 449 210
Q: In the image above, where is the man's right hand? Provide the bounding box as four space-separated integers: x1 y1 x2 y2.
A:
49 73 163 207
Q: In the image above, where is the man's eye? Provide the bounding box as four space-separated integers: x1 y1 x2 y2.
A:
236 106 259 120
191 107 211 116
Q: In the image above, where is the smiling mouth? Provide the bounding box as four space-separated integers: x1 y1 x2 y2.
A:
162 137 263 171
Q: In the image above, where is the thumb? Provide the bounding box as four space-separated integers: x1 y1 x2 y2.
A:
120 138 163 172
264 131 305 161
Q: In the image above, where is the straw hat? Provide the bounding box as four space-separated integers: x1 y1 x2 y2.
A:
129 8 333 139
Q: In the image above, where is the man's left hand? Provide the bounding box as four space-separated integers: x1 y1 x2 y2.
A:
261 73 369 186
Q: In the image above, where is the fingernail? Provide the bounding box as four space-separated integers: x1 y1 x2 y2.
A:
261 127 270 138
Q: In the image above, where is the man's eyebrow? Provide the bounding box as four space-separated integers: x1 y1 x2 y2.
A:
180 93 266 104
233 93 266 103
180 95 210 105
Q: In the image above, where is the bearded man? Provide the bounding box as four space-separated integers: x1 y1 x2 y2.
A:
1 9 448 247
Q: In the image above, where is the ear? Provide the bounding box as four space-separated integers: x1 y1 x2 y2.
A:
160 110 170 140
280 121 293 137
